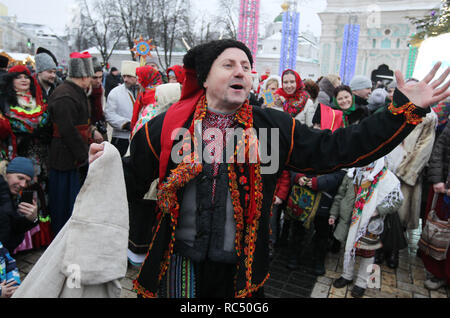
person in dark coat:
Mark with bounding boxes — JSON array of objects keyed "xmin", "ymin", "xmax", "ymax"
[
  {"xmin": 420, "ymin": 122, "xmax": 450, "ymax": 290},
  {"xmin": 104, "ymin": 67, "xmax": 123, "ymax": 98},
  {"xmin": 0, "ymin": 157, "xmax": 38, "ymax": 253},
  {"xmin": 47, "ymin": 52, "xmax": 103, "ymax": 236},
  {"xmin": 88, "ymin": 39, "xmax": 449, "ymax": 298}
]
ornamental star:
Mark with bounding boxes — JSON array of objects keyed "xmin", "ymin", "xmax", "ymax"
[{"xmin": 131, "ymin": 36, "xmax": 156, "ymax": 58}]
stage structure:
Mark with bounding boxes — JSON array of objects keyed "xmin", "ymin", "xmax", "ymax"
[
  {"xmin": 237, "ymin": 0, "xmax": 261, "ymax": 61},
  {"xmin": 339, "ymin": 22, "xmax": 360, "ymax": 85},
  {"xmin": 279, "ymin": 1, "xmax": 300, "ymax": 76}
]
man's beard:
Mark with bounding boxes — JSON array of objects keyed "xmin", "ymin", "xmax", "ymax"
[{"xmin": 42, "ymin": 79, "xmax": 54, "ymax": 86}]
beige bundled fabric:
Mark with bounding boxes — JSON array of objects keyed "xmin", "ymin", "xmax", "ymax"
[
  {"xmin": 395, "ymin": 111, "xmax": 438, "ymax": 229},
  {"xmin": 13, "ymin": 142, "xmax": 129, "ymax": 298}
]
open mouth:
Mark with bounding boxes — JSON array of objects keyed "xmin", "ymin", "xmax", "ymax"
[{"xmin": 230, "ymin": 84, "xmax": 244, "ymax": 90}]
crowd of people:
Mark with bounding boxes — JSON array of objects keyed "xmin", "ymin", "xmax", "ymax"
[{"xmin": 0, "ymin": 39, "xmax": 448, "ymax": 298}]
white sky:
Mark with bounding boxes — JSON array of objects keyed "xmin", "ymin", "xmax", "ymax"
[{"xmin": 0, "ymin": 0, "xmax": 327, "ymax": 36}]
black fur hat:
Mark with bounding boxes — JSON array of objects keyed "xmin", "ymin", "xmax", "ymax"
[{"xmin": 183, "ymin": 39, "xmax": 254, "ymax": 88}]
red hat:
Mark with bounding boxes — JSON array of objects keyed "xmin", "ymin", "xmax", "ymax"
[{"xmin": 8, "ymin": 65, "xmax": 31, "ymax": 76}]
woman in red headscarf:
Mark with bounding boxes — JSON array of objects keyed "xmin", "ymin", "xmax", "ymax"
[
  {"xmin": 130, "ymin": 65, "xmax": 163, "ymax": 138},
  {"xmin": 274, "ymin": 69, "xmax": 310, "ymax": 118},
  {"xmin": 166, "ymin": 65, "xmax": 185, "ymax": 85},
  {"xmin": 0, "ymin": 65, "xmax": 53, "ymax": 251}
]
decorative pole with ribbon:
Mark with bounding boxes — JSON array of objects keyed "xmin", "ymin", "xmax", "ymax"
[
  {"xmin": 237, "ymin": 0, "xmax": 261, "ymax": 62},
  {"xmin": 339, "ymin": 21, "xmax": 360, "ymax": 85},
  {"xmin": 279, "ymin": 1, "xmax": 300, "ymax": 76}
]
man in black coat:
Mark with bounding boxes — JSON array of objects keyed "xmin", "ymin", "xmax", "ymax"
[
  {"xmin": 88, "ymin": 40, "xmax": 450, "ymax": 298},
  {"xmin": 0, "ymin": 157, "xmax": 38, "ymax": 253}
]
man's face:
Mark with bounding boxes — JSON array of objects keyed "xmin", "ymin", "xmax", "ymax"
[
  {"xmin": 112, "ymin": 70, "xmax": 119, "ymax": 76},
  {"xmin": 6, "ymin": 173, "xmax": 31, "ymax": 195},
  {"xmin": 123, "ymin": 75, "xmax": 137, "ymax": 88},
  {"xmin": 353, "ymin": 87, "xmax": 372, "ymax": 100},
  {"xmin": 91, "ymin": 71, "xmax": 103, "ymax": 88},
  {"xmin": 203, "ymin": 47, "xmax": 253, "ymax": 111},
  {"xmin": 39, "ymin": 69, "xmax": 57, "ymax": 85}
]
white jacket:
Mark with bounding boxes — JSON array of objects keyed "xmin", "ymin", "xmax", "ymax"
[
  {"xmin": 105, "ymin": 84, "xmax": 136, "ymax": 139},
  {"xmin": 13, "ymin": 142, "xmax": 129, "ymax": 298}
]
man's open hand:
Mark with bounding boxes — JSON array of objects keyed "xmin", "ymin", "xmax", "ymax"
[{"xmin": 395, "ymin": 62, "xmax": 450, "ymax": 108}]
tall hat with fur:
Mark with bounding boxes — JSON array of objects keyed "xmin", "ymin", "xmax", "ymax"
[
  {"xmin": 68, "ymin": 52, "xmax": 94, "ymax": 78},
  {"xmin": 35, "ymin": 47, "xmax": 58, "ymax": 73}
]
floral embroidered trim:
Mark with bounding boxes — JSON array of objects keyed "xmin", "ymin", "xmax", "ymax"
[
  {"xmin": 236, "ymin": 272, "xmax": 270, "ymax": 298},
  {"xmin": 388, "ymin": 101, "xmax": 423, "ymax": 125},
  {"xmin": 351, "ymin": 167, "xmax": 387, "ymax": 227},
  {"xmin": 133, "ymin": 280, "xmax": 158, "ymax": 298}
]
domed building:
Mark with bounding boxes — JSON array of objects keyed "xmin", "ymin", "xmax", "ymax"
[
  {"xmin": 318, "ymin": 0, "xmax": 441, "ymax": 81},
  {"xmin": 255, "ymin": 11, "xmax": 321, "ymax": 80}
]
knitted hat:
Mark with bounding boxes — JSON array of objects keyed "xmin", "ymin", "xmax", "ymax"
[
  {"xmin": 68, "ymin": 52, "xmax": 94, "ymax": 78},
  {"xmin": 35, "ymin": 47, "xmax": 58, "ymax": 73},
  {"xmin": 0, "ymin": 55, "xmax": 9, "ymax": 68},
  {"xmin": 121, "ymin": 61, "xmax": 139, "ymax": 77},
  {"xmin": 349, "ymin": 75, "xmax": 372, "ymax": 91},
  {"xmin": 183, "ymin": 39, "xmax": 253, "ymax": 88},
  {"xmin": 6, "ymin": 157, "xmax": 35, "ymax": 178}
]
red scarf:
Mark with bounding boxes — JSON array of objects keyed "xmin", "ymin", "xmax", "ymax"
[{"xmin": 275, "ymin": 69, "xmax": 310, "ymax": 117}]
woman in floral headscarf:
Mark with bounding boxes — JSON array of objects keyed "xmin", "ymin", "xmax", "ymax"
[
  {"xmin": 274, "ymin": 69, "xmax": 310, "ymax": 118},
  {"xmin": 0, "ymin": 65, "xmax": 53, "ymax": 251},
  {"xmin": 130, "ymin": 65, "xmax": 163, "ymax": 137}
]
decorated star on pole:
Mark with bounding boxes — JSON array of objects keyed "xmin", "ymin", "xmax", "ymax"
[{"xmin": 131, "ymin": 36, "xmax": 156, "ymax": 66}]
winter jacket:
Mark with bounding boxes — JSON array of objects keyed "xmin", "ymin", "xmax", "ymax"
[
  {"xmin": 48, "ymin": 80, "xmax": 92, "ymax": 171},
  {"xmin": 0, "ymin": 176, "xmax": 38, "ymax": 252},
  {"xmin": 104, "ymin": 84, "xmax": 136, "ymax": 140},
  {"xmin": 428, "ymin": 121, "xmax": 450, "ymax": 185}
]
